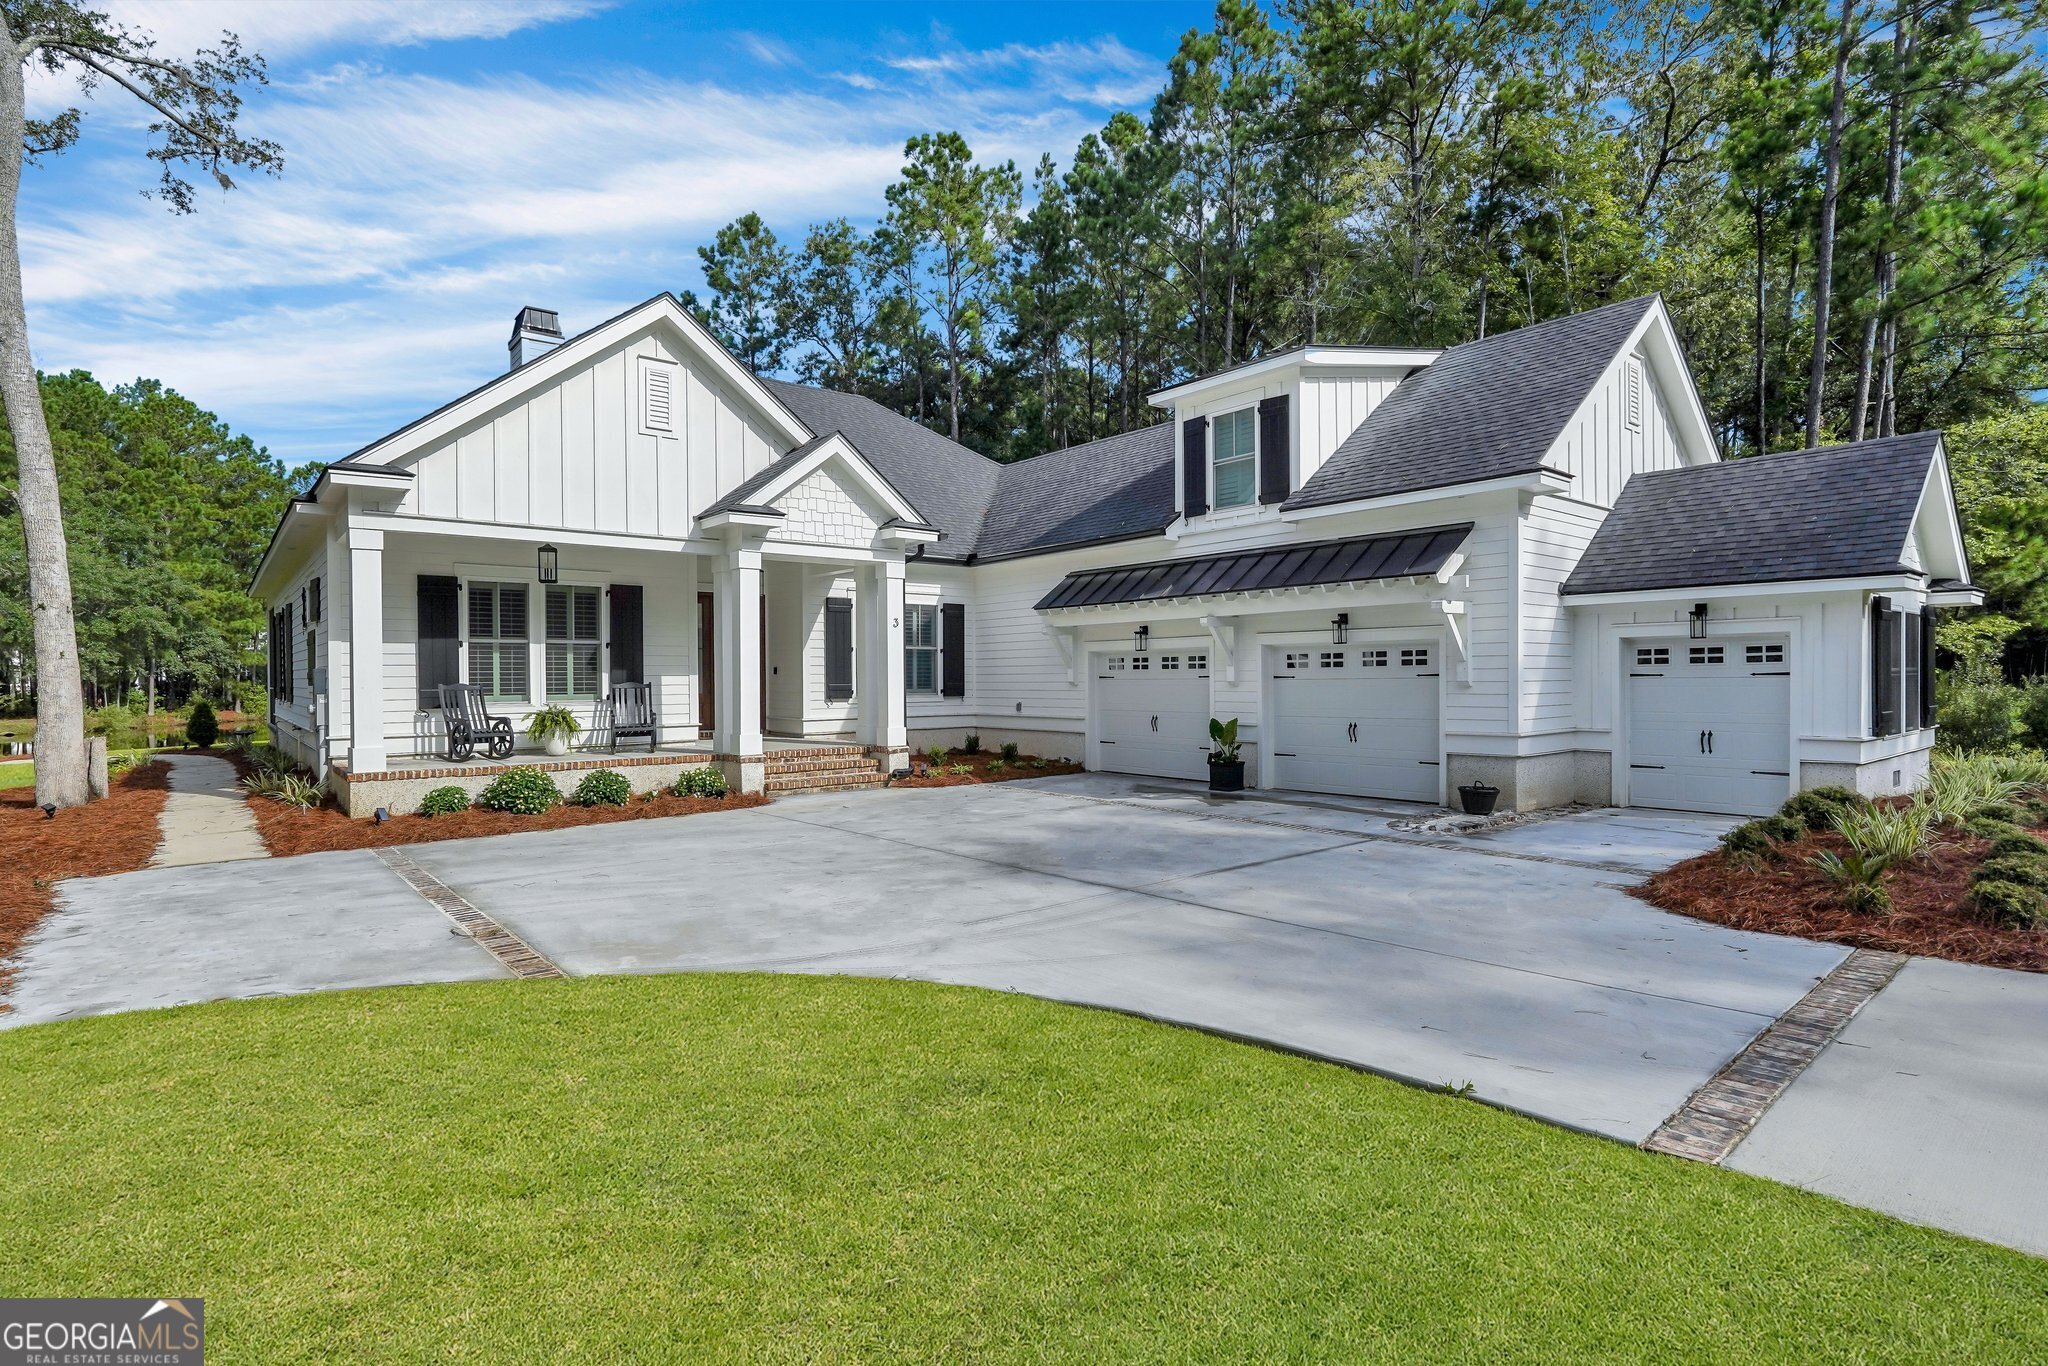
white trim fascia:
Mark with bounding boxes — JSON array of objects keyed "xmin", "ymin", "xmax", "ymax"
[
  {"xmin": 738, "ymin": 432, "xmax": 926, "ymax": 527},
  {"xmin": 251, "ymin": 500, "xmax": 332, "ymax": 599},
  {"xmin": 698, "ymin": 509, "xmax": 785, "ymax": 533},
  {"xmin": 760, "ymin": 541, "xmax": 899, "ymax": 566},
  {"xmin": 1147, "ymin": 345, "xmax": 1440, "ymax": 406},
  {"xmin": 1911, "ymin": 438, "xmax": 1972, "ymax": 583},
  {"xmin": 1279, "ymin": 470, "xmax": 1569, "ymax": 524},
  {"xmin": 323, "ymin": 465, "xmax": 413, "ymax": 494},
  {"xmin": 348, "ymin": 510, "xmax": 704, "ymax": 556},
  {"xmin": 1041, "ymin": 576, "xmax": 1451, "ymax": 626},
  {"xmin": 1562, "ymin": 574, "xmax": 1919, "ymax": 608},
  {"xmin": 1928, "ymin": 586, "xmax": 1987, "ymax": 608},
  {"xmin": 344, "ymin": 295, "xmax": 811, "ymax": 468}
]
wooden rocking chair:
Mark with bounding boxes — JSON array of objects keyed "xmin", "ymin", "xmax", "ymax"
[
  {"xmin": 593, "ymin": 682, "xmax": 659, "ymax": 753},
  {"xmin": 438, "ymin": 683, "xmax": 515, "ymax": 762}
]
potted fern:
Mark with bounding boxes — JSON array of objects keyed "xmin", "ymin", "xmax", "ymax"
[
  {"xmin": 1207, "ymin": 717, "xmax": 1245, "ymax": 793},
  {"xmin": 526, "ymin": 704, "xmax": 582, "ymax": 757}
]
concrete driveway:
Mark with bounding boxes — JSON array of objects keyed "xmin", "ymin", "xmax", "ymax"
[{"xmin": 5, "ymin": 774, "xmax": 1843, "ymax": 1148}]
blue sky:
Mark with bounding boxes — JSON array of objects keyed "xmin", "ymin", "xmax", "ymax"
[{"xmin": 24, "ymin": 0, "xmax": 1212, "ymax": 466}]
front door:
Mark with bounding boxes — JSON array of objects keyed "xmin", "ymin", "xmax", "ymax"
[{"xmin": 694, "ymin": 592, "xmax": 768, "ymax": 737}]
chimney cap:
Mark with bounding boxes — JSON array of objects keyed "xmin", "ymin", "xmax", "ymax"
[{"xmin": 512, "ymin": 306, "xmax": 562, "ymax": 340}]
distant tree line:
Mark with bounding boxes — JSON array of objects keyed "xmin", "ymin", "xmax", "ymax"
[
  {"xmin": 683, "ymin": 0, "xmax": 2048, "ymax": 467},
  {"xmin": 0, "ymin": 371, "xmax": 312, "ymax": 715}
]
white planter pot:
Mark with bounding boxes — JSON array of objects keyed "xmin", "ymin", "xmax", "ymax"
[{"xmin": 542, "ymin": 732, "xmax": 570, "ymax": 757}]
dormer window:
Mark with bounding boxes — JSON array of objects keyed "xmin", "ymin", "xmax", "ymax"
[{"xmin": 1211, "ymin": 408, "xmax": 1257, "ymax": 509}]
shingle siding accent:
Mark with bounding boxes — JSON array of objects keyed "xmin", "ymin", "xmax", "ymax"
[
  {"xmin": 1561, "ymin": 431, "xmax": 1940, "ymax": 596},
  {"xmin": 1283, "ymin": 296, "xmax": 1657, "ymax": 511}
]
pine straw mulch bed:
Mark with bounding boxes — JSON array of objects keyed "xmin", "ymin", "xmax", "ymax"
[
  {"xmin": 1637, "ymin": 824, "xmax": 2048, "ymax": 973},
  {"xmin": 0, "ymin": 760, "xmax": 172, "ymax": 1004},
  {"xmin": 890, "ymin": 749, "xmax": 1083, "ymax": 789},
  {"xmin": 246, "ymin": 785, "xmax": 770, "ymax": 859}
]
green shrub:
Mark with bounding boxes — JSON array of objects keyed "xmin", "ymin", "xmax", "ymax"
[
  {"xmin": 963, "ymin": 733, "xmax": 982, "ymax": 754},
  {"xmin": 948, "ymin": 763, "xmax": 973, "ymax": 776},
  {"xmin": 999, "ymin": 741, "xmax": 1021, "ymax": 763},
  {"xmin": 1759, "ymin": 815, "xmax": 1804, "ymax": 843},
  {"xmin": 2020, "ymin": 678, "xmax": 2048, "ymax": 752},
  {"xmin": 1976, "ymin": 802, "xmax": 2021, "ymax": 825},
  {"xmin": 248, "ymin": 744, "xmax": 297, "ymax": 777},
  {"xmin": 1811, "ymin": 846, "xmax": 1892, "ymax": 914},
  {"xmin": 672, "ymin": 766, "xmax": 728, "ymax": 799},
  {"xmin": 1778, "ymin": 788, "xmax": 1862, "ymax": 834},
  {"xmin": 417, "ymin": 786, "xmax": 472, "ymax": 817},
  {"xmin": 477, "ymin": 767, "xmax": 561, "ymax": 815},
  {"xmin": 187, "ymin": 699, "xmax": 219, "ymax": 749},
  {"xmin": 1967, "ymin": 816, "xmax": 2025, "ymax": 842},
  {"xmin": 1989, "ymin": 830, "xmax": 2048, "ymax": 860},
  {"xmin": 985, "ymin": 758, "xmax": 1008, "ymax": 774},
  {"xmin": 271, "ymin": 774, "xmax": 322, "ymax": 809},
  {"xmin": 1837, "ymin": 802, "xmax": 1933, "ymax": 865},
  {"xmin": 1971, "ymin": 878, "xmax": 2047, "ymax": 929},
  {"xmin": 572, "ymin": 770, "xmax": 633, "ymax": 807},
  {"xmin": 1936, "ymin": 675, "xmax": 2020, "ymax": 752},
  {"xmin": 1720, "ymin": 821, "xmax": 1779, "ymax": 860},
  {"xmin": 1975, "ymin": 854, "xmax": 2048, "ymax": 893},
  {"xmin": 924, "ymin": 744, "xmax": 947, "ymax": 767}
]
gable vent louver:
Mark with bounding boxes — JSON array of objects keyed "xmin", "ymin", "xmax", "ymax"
[
  {"xmin": 1625, "ymin": 356, "xmax": 1644, "ymax": 433},
  {"xmin": 643, "ymin": 363, "xmax": 675, "ymax": 433}
]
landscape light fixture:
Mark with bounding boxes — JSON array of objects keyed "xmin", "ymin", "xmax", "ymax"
[
  {"xmin": 1134, "ymin": 624, "xmax": 1150, "ymax": 653},
  {"xmin": 1332, "ymin": 612, "xmax": 1350, "ymax": 645},
  {"xmin": 537, "ymin": 544, "xmax": 559, "ymax": 584},
  {"xmin": 40, "ymin": 803, "xmax": 56, "ymax": 819},
  {"xmin": 1689, "ymin": 603, "xmax": 1709, "ymax": 638},
  {"xmin": 374, "ymin": 807, "xmax": 390, "ymax": 824}
]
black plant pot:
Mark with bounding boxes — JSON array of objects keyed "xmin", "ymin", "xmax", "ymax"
[
  {"xmin": 1208, "ymin": 759, "xmax": 1246, "ymax": 793},
  {"xmin": 1458, "ymin": 783, "xmax": 1500, "ymax": 816}
]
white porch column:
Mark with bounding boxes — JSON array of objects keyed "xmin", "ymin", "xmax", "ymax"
[
  {"xmin": 346, "ymin": 524, "xmax": 386, "ymax": 774},
  {"xmin": 712, "ymin": 538, "xmax": 765, "ymax": 790},
  {"xmin": 860, "ymin": 556, "xmax": 908, "ymax": 763}
]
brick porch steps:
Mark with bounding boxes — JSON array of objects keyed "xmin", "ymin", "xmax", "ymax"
[
  {"xmin": 765, "ymin": 755, "xmax": 881, "ymax": 776},
  {"xmin": 765, "ymin": 769, "xmax": 888, "ymax": 796},
  {"xmin": 762, "ymin": 747, "xmax": 887, "ymax": 796}
]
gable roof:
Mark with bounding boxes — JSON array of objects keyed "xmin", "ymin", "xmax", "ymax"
[
  {"xmin": 696, "ymin": 429, "xmax": 931, "ymax": 530},
  {"xmin": 1283, "ymin": 296, "xmax": 1660, "ymax": 511},
  {"xmin": 977, "ymin": 424, "xmax": 1177, "ymax": 561},
  {"xmin": 763, "ymin": 380, "xmax": 1001, "ymax": 560},
  {"xmin": 1562, "ymin": 431, "xmax": 1945, "ymax": 596}
]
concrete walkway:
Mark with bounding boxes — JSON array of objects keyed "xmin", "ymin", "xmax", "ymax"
[{"xmin": 149, "ymin": 753, "xmax": 269, "ymax": 868}]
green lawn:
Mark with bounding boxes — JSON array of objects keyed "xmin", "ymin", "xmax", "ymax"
[
  {"xmin": 2, "ymin": 976, "xmax": 2042, "ymax": 1361},
  {"xmin": 0, "ymin": 760, "xmax": 32, "ymax": 790}
]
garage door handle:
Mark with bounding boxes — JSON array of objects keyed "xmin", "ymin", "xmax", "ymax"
[
  {"xmin": 1707, "ymin": 730, "xmax": 1715, "ymax": 754},
  {"xmin": 1752, "ymin": 770, "xmax": 1790, "ymax": 777},
  {"xmin": 1631, "ymin": 763, "xmax": 1667, "ymax": 770},
  {"xmin": 1698, "ymin": 729, "xmax": 1707, "ymax": 754}
]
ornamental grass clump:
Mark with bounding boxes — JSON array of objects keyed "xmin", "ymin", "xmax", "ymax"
[
  {"xmin": 1924, "ymin": 753, "xmax": 2025, "ymax": 828},
  {"xmin": 477, "ymin": 766, "xmax": 561, "ymax": 815},
  {"xmin": 572, "ymin": 770, "xmax": 633, "ymax": 807},
  {"xmin": 1808, "ymin": 802, "xmax": 1932, "ymax": 915},
  {"xmin": 417, "ymin": 786, "xmax": 471, "ymax": 817}
]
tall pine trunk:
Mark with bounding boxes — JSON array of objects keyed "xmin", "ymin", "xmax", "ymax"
[
  {"xmin": 0, "ymin": 25, "xmax": 90, "ymax": 808},
  {"xmin": 1805, "ymin": 0, "xmax": 1858, "ymax": 447},
  {"xmin": 1875, "ymin": 4, "xmax": 1910, "ymax": 439}
]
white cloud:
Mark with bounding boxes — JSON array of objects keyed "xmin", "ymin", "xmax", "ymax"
[
  {"xmin": 20, "ymin": 26, "xmax": 1160, "ymax": 462},
  {"xmin": 85, "ymin": 0, "xmax": 609, "ymax": 59}
]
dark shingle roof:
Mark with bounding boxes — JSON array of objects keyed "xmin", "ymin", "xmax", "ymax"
[
  {"xmin": 1561, "ymin": 432, "xmax": 1941, "ymax": 596},
  {"xmin": 977, "ymin": 424, "xmax": 1177, "ymax": 560},
  {"xmin": 1284, "ymin": 296, "xmax": 1658, "ymax": 511},
  {"xmin": 1036, "ymin": 524, "xmax": 1472, "ymax": 610},
  {"xmin": 764, "ymin": 380, "xmax": 1001, "ymax": 560}
]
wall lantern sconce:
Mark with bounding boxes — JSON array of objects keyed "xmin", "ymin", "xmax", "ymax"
[
  {"xmin": 537, "ymin": 544, "xmax": 559, "ymax": 584},
  {"xmin": 1134, "ymin": 624, "xmax": 1150, "ymax": 653},
  {"xmin": 1332, "ymin": 612, "xmax": 1350, "ymax": 645},
  {"xmin": 1689, "ymin": 602, "xmax": 1709, "ymax": 639}
]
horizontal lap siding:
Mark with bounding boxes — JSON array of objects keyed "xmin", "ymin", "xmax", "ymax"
[
  {"xmin": 400, "ymin": 327, "xmax": 789, "ymax": 539},
  {"xmin": 269, "ymin": 551, "xmax": 327, "ymax": 769},
  {"xmin": 907, "ymin": 564, "xmax": 975, "ymax": 727},
  {"xmin": 1520, "ymin": 500, "xmax": 1605, "ymax": 731},
  {"xmin": 1444, "ymin": 514, "xmax": 1514, "ymax": 734}
]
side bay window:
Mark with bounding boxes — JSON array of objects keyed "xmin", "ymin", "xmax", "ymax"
[
  {"xmin": 546, "ymin": 584, "xmax": 602, "ymax": 700},
  {"xmin": 1211, "ymin": 408, "xmax": 1257, "ymax": 509},
  {"xmin": 468, "ymin": 582, "xmax": 529, "ymax": 701}
]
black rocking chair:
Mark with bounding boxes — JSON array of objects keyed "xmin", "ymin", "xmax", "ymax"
[
  {"xmin": 438, "ymin": 683, "xmax": 515, "ymax": 762},
  {"xmin": 594, "ymin": 682, "xmax": 659, "ymax": 753}
]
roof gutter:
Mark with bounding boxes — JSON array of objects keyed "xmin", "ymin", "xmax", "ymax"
[{"xmin": 1561, "ymin": 572, "xmax": 1927, "ymax": 607}]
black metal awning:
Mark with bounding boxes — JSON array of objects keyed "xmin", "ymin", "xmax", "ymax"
[{"xmin": 1033, "ymin": 524, "xmax": 1472, "ymax": 611}]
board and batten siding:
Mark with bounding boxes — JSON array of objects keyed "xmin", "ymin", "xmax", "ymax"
[
  {"xmin": 400, "ymin": 326, "xmax": 790, "ymax": 538},
  {"xmin": 1296, "ymin": 367, "xmax": 1410, "ymax": 488},
  {"xmin": 1546, "ymin": 345, "xmax": 1691, "ymax": 509}
]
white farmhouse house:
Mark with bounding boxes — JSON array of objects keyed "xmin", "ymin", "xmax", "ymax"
[{"xmin": 252, "ymin": 294, "xmax": 1980, "ymax": 818}]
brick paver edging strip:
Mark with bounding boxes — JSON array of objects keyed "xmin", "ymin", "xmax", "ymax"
[
  {"xmin": 1643, "ymin": 948, "xmax": 1907, "ymax": 1164},
  {"xmin": 371, "ymin": 847, "xmax": 565, "ymax": 980}
]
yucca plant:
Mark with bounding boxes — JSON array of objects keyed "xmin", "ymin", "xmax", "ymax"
[
  {"xmin": 1810, "ymin": 846, "xmax": 1893, "ymax": 914},
  {"xmin": 1843, "ymin": 801, "xmax": 1933, "ymax": 865}
]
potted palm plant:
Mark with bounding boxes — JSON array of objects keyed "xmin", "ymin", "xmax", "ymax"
[
  {"xmin": 527, "ymin": 704, "xmax": 582, "ymax": 757},
  {"xmin": 1207, "ymin": 717, "xmax": 1245, "ymax": 793}
]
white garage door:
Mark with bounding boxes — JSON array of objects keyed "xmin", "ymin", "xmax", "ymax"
[
  {"xmin": 1093, "ymin": 650, "xmax": 1212, "ymax": 781},
  {"xmin": 1626, "ymin": 638, "xmax": 1792, "ymax": 817},
  {"xmin": 1269, "ymin": 644, "xmax": 1441, "ymax": 803}
]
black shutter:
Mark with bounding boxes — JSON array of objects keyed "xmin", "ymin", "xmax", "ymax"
[
  {"xmin": 1902, "ymin": 609, "xmax": 1922, "ymax": 735},
  {"xmin": 608, "ymin": 584, "xmax": 643, "ymax": 689},
  {"xmin": 1871, "ymin": 596, "xmax": 1900, "ymax": 737},
  {"xmin": 309, "ymin": 577, "xmax": 322, "ymax": 623},
  {"xmin": 941, "ymin": 602, "xmax": 967, "ymax": 698},
  {"xmin": 824, "ymin": 596, "xmax": 854, "ymax": 702},
  {"xmin": 1919, "ymin": 607, "xmax": 1938, "ymax": 730},
  {"xmin": 268, "ymin": 609, "xmax": 279, "ymax": 697},
  {"xmin": 1182, "ymin": 415, "xmax": 1209, "ymax": 518},
  {"xmin": 417, "ymin": 575, "xmax": 460, "ymax": 710},
  {"xmin": 282, "ymin": 603, "xmax": 294, "ymax": 703},
  {"xmin": 1257, "ymin": 394, "xmax": 1291, "ymax": 504}
]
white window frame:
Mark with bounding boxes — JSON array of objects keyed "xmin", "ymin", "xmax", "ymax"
[
  {"xmin": 1210, "ymin": 406, "xmax": 1259, "ymax": 510},
  {"xmin": 544, "ymin": 583, "xmax": 604, "ymax": 701},
  {"xmin": 904, "ymin": 602, "xmax": 939, "ymax": 695},
  {"xmin": 465, "ymin": 580, "xmax": 533, "ymax": 704}
]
